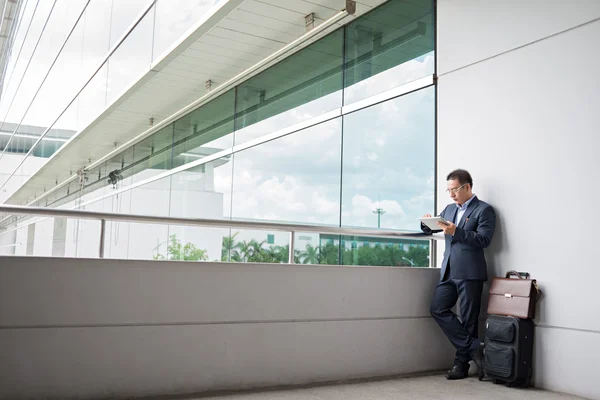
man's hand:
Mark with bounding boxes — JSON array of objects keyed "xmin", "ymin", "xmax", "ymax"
[
  {"xmin": 422, "ymin": 213, "xmax": 432, "ymax": 218},
  {"xmin": 438, "ymin": 220, "xmax": 456, "ymax": 236}
]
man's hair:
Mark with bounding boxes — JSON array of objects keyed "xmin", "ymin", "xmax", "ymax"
[{"xmin": 446, "ymin": 169, "xmax": 473, "ymax": 188}]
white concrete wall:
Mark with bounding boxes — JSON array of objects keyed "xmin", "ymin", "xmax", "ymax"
[
  {"xmin": 0, "ymin": 257, "xmax": 453, "ymax": 400},
  {"xmin": 437, "ymin": 1, "xmax": 600, "ymax": 398}
]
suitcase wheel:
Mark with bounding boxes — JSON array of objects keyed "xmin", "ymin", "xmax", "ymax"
[{"xmin": 493, "ymin": 379, "xmax": 502, "ymax": 385}]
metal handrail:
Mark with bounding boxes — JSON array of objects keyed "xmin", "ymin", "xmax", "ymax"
[{"xmin": 0, "ymin": 205, "xmax": 439, "ymax": 263}]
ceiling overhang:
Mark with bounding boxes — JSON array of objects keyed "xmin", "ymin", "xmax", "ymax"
[{"xmin": 2, "ymin": 0, "xmax": 387, "ymax": 211}]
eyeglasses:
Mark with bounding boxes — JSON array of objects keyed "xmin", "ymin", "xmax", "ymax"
[{"xmin": 446, "ymin": 183, "xmax": 468, "ymax": 194}]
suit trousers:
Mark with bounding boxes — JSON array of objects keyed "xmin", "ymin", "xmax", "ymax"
[{"xmin": 430, "ymin": 269, "xmax": 484, "ymax": 364}]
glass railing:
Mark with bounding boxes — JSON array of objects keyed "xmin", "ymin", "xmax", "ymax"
[{"xmin": 0, "ymin": 204, "xmax": 438, "ymax": 267}]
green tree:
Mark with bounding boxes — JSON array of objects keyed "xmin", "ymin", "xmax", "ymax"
[
  {"xmin": 405, "ymin": 245, "xmax": 429, "ymax": 267},
  {"xmin": 299, "ymin": 244, "xmax": 320, "ymax": 264},
  {"xmin": 319, "ymin": 242, "xmax": 340, "ymax": 265},
  {"xmin": 153, "ymin": 234, "xmax": 209, "ymax": 261},
  {"xmin": 221, "ymin": 232, "xmax": 239, "ymax": 261}
]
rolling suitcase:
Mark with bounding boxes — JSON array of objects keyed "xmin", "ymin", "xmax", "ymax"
[{"xmin": 481, "ymin": 315, "xmax": 534, "ymax": 387}]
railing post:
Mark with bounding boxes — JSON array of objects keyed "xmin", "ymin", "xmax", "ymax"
[
  {"xmin": 288, "ymin": 231, "xmax": 295, "ymax": 264},
  {"xmin": 428, "ymin": 238, "xmax": 436, "ymax": 268},
  {"xmin": 99, "ymin": 219, "xmax": 106, "ymax": 258}
]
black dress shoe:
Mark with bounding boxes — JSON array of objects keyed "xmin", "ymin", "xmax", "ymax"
[
  {"xmin": 445, "ymin": 364, "xmax": 469, "ymax": 380},
  {"xmin": 472, "ymin": 342, "xmax": 485, "ymax": 381}
]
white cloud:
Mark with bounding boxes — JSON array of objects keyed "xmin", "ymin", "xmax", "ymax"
[{"xmin": 351, "ymin": 194, "xmax": 406, "ymax": 218}]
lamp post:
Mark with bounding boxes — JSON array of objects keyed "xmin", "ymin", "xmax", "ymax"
[
  {"xmin": 373, "ymin": 207, "xmax": 385, "ymax": 228},
  {"xmin": 402, "ymin": 256, "xmax": 415, "ymax": 267}
]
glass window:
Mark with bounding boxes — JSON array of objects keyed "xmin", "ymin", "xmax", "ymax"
[
  {"xmin": 125, "ymin": 175, "xmax": 172, "ymax": 260},
  {"xmin": 106, "ymin": 5, "xmax": 154, "ymax": 105},
  {"xmin": 0, "ymin": 0, "xmax": 37, "ymax": 104},
  {"xmin": 0, "ymin": 0, "xmax": 64, "ymax": 130},
  {"xmin": 77, "ymin": 64, "xmax": 108, "ymax": 131},
  {"xmin": 108, "ymin": 0, "xmax": 154, "ymax": 47},
  {"xmin": 81, "ymin": 0, "xmax": 112, "ymax": 67},
  {"xmin": 341, "ymin": 86, "xmax": 435, "ymax": 231},
  {"xmin": 165, "ymin": 162, "xmax": 232, "ymax": 262},
  {"xmin": 130, "ymin": 123, "xmax": 175, "ymax": 184},
  {"xmin": 223, "ymin": 229, "xmax": 290, "ymax": 264},
  {"xmin": 339, "ymin": 236, "xmax": 430, "ymax": 267},
  {"xmin": 294, "ymin": 233, "xmax": 341, "ymax": 265},
  {"xmin": 11, "ymin": 1, "xmax": 88, "ymax": 137},
  {"xmin": 344, "ymin": 0, "xmax": 434, "ymax": 104},
  {"xmin": 168, "ymin": 161, "xmax": 233, "ymax": 220},
  {"xmin": 171, "ymin": 89, "xmax": 235, "ymax": 166},
  {"xmin": 126, "ymin": 157, "xmax": 232, "ymax": 261},
  {"xmin": 234, "ymin": 29, "xmax": 344, "ymax": 145},
  {"xmin": 231, "ymin": 118, "xmax": 342, "ymax": 226}
]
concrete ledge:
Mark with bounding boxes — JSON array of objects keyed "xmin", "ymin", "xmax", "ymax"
[{"xmin": 0, "ymin": 257, "xmax": 453, "ymax": 400}]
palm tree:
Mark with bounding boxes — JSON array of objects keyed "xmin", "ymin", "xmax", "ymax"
[
  {"xmin": 221, "ymin": 232, "xmax": 239, "ymax": 262},
  {"xmin": 236, "ymin": 240, "xmax": 254, "ymax": 262},
  {"xmin": 319, "ymin": 242, "xmax": 339, "ymax": 265},
  {"xmin": 300, "ymin": 244, "xmax": 320, "ymax": 264}
]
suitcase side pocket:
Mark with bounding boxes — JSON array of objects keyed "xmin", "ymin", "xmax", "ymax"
[
  {"xmin": 486, "ymin": 319, "xmax": 515, "ymax": 343},
  {"xmin": 483, "ymin": 343, "xmax": 514, "ymax": 378}
]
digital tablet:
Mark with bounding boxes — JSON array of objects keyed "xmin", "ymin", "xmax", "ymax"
[{"xmin": 419, "ymin": 216, "xmax": 450, "ymax": 230}]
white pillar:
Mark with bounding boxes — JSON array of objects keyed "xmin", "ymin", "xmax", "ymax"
[
  {"xmin": 26, "ymin": 224, "xmax": 35, "ymax": 255},
  {"xmin": 0, "ymin": 228, "xmax": 17, "ymax": 255},
  {"xmin": 52, "ymin": 218, "xmax": 67, "ymax": 257}
]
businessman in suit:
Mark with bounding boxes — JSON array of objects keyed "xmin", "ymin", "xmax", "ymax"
[{"xmin": 421, "ymin": 169, "xmax": 496, "ymax": 380}]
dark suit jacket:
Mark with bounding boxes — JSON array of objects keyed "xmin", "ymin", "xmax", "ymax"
[{"xmin": 421, "ymin": 196, "xmax": 496, "ymax": 281}]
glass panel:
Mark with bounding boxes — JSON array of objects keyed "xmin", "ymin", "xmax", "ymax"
[
  {"xmin": 161, "ymin": 226, "xmax": 230, "ymax": 262},
  {"xmin": 14, "ymin": 0, "xmax": 88, "ymax": 129},
  {"xmin": 234, "ymin": 29, "xmax": 343, "ymax": 145},
  {"xmin": 101, "ymin": 189, "xmax": 132, "ymax": 259},
  {"xmin": 77, "ymin": 64, "xmax": 108, "ymax": 131},
  {"xmin": 0, "ymin": 155, "xmax": 29, "ymax": 203},
  {"xmin": 339, "ymin": 236, "xmax": 430, "ymax": 267},
  {"xmin": 344, "ymin": 0, "xmax": 434, "ymax": 104},
  {"xmin": 31, "ymin": 100, "xmax": 78, "ymax": 159},
  {"xmin": 13, "ymin": 223, "xmax": 28, "ymax": 256},
  {"xmin": 0, "ymin": 0, "xmax": 38, "ymax": 104},
  {"xmin": 80, "ymin": 0, "xmax": 112, "ymax": 80},
  {"xmin": 106, "ymin": 5, "xmax": 154, "ymax": 105},
  {"xmin": 126, "ymin": 175, "xmax": 171, "ymax": 260},
  {"xmin": 32, "ymin": 218, "xmax": 53, "ymax": 256},
  {"xmin": 130, "ymin": 123, "xmax": 174, "ymax": 184},
  {"xmin": 225, "ymin": 229, "xmax": 290, "ymax": 264},
  {"xmin": 168, "ymin": 161, "xmax": 233, "ymax": 220},
  {"xmin": 171, "ymin": 89, "xmax": 235, "ymax": 166},
  {"xmin": 74, "ymin": 0, "xmax": 113, "ymax": 131},
  {"xmin": 341, "ymin": 87, "xmax": 435, "ymax": 231},
  {"xmin": 0, "ymin": 0, "xmax": 59, "ymax": 135},
  {"xmin": 108, "ymin": 0, "xmax": 154, "ymax": 47},
  {"xmin": 69, "ymin": 213, "xmax": 102, "ymax": 258},
  {"xmin": 231, "ymin": 118, "xmax": 342, "ymax": 225},
  {"xmin": 153, "ymin": 0, "xmax": 226, "ymax": 61},
  {"xmin": 294, "ymin": 233, "xmax": 341, "ymax": 265},
  {"xmin": 0, "ymin": 0, "xmax": 88, "ymax": 160}
]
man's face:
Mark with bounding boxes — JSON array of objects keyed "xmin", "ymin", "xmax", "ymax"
[{"xmin": 447, "ymin": 179, "xmax": 472, "ymax": 205}]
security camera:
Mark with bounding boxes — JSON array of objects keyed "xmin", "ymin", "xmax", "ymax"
[{"xmin": 107, "ymin": 170, "xmax": 123, "ymax": 186}]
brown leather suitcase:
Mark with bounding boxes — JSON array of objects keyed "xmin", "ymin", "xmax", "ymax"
[{"xmin": 487, "ymin": 271, "xmax": 542, "ymax": 319}]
